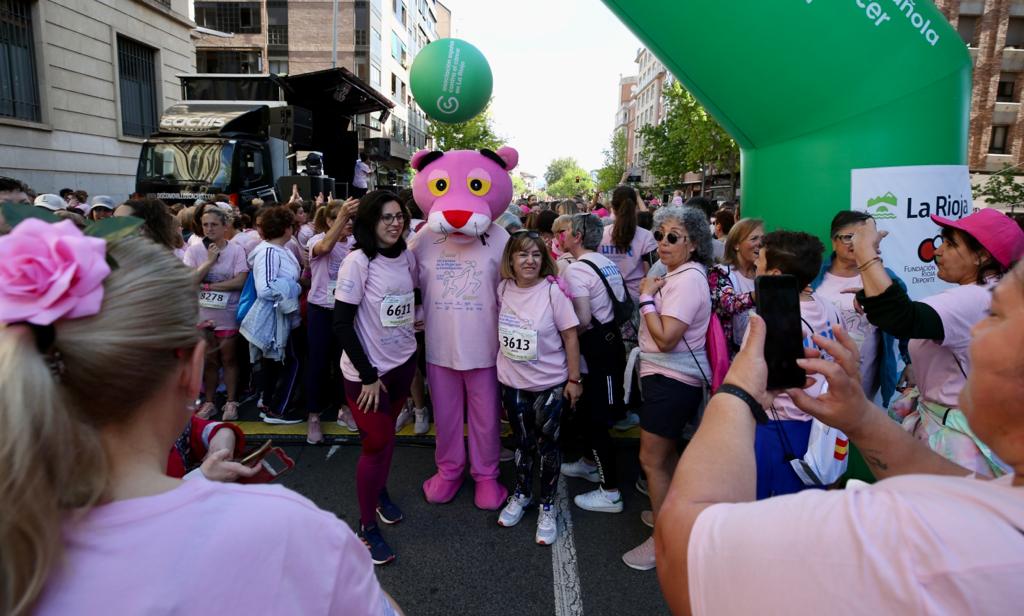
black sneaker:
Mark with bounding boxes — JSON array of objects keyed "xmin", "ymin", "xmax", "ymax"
[
  {"xmin": 376, "ymin": 490, "xmax": 404, "ymax": 525},
  {"xmin": 359, "ymin": 524, "xmax": 396, "ymax": 565}
]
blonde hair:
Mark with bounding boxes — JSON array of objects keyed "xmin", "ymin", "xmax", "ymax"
[
  {"xmin": 723, "ymin": 217, "xmax": 764, "ymax": 268},
  {"xmin": 313, "ymin": 199, "xmax": 345, "ymax": 234},
  {"xmin": 500, "ymin": 232, "xmax": 558, "ymax": 280},
  {"xmin": 0, "ymin": 237, "xmax": 200, "ymax": 615}
]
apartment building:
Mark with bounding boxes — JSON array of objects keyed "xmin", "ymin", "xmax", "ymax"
[
  {"xmin": 192, "ymin": 0, "xmax": 451, "ymax": 186},
  {"xmin": 0, "ymin": 0, "xmax": 195, "ymax": 197}
]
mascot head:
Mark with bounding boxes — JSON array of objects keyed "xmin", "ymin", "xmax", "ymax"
[{"xmin": 411, "ymin": 147, "xmax": 519, "ymax": 238}]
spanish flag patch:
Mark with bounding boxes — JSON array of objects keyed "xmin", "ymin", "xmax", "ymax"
[{"xmin": 834, "ymin": 437, "xmax": 849, "ymax": 461}]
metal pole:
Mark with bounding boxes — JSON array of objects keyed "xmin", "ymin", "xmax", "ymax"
[{"xmin": 331, "ymin": 0, "xmax": 338, "ymax": 68}]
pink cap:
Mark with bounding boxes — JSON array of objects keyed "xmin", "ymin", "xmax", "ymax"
[{"xmin": 931, "ymin": 208, "xmax": 1024, "ymax": 269}]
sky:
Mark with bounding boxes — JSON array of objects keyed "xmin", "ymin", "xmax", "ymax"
[{"xmin": 439, "ymin": 0, "xmax": 642, "ymax": 182}]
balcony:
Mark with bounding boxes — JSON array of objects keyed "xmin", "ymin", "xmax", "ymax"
[
  {"xmin": 993, "ymin": 101, "xmax": 1021, "ymax": 125},
  {"xmin": 1002, "ymin": 48, "xmax": 1024, "ymax": 72},
  {"xmin": 983, "ymin": 154, "xmax": 1016, "ymax": 172}
]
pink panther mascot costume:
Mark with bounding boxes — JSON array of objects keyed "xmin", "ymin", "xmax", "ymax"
[{"xmin": 409, "ymin": 146, "xmax": 517, "ymax": 510}]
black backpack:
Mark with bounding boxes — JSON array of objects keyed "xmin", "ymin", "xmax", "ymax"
[{"xmin": 579, "ymin": 257, "xmax": 635, "ymax": 328}]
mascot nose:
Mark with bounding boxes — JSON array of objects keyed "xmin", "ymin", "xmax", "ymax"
[{"xmin": 442, "ymin": 210, "xmax": 472, "ymax": 229}]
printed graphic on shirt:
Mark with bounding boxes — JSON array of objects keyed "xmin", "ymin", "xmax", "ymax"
[{"xmin": 433, "ymin": 254, "xmax": 485, "ymax": 311}]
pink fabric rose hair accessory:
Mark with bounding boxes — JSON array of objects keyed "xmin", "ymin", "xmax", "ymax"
[{"xmin": 0, "ymin": 219, "xmax": 111, "ymax": 326}]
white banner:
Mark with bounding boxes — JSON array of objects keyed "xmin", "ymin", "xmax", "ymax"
[{"xmin": 851, "ymin": 165, "xmax": 973, "ymax": 300}]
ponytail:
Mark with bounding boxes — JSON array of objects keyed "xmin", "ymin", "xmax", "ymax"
[{"xmin": 611, "ymin": 185, "xmax": 638, "ymax": 251}]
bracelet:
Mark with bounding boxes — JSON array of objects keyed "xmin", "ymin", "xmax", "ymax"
[
  {"xmin": 640, "ymin": 303, "xmax": 657, "ymax": 316},
  {"xmin": 568, "ymin": 377, "xmax": 583, "ymax": 385},
  {"xmin": 857, "ymin": 257, "xmax": 882, "ymax": 272},
  {"xmin": 638, "ymin": 300, "xmax": 656, "ymax": 308},
  {"xmin": 715, "ymin": 383, "xmax": 769, "ymax": 424}
]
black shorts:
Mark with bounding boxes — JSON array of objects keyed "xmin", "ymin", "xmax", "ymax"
[{"xmin": 639, "ymin": 374, "xmax": 703, "ymax": 439}]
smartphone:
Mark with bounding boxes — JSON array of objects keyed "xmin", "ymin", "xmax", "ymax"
[
  {"xmin": 238, "ymin": 440, "xmax": 272, "ymax": 466},
  {"xmin": 260, "ymin": 448, "xmax": 293, "ymax": 476},
  {"xmin": 755, "ymin": 274, "xmax": 807, "ymax": 389}
]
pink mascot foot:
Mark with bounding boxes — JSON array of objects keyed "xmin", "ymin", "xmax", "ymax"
[
  {"xmin": 473, "ymin": 479, "xmax": 508, "ymax": 511},
  {"xmin": 422, "ymin": 473, "xmax": 463, "ymax": 504}
]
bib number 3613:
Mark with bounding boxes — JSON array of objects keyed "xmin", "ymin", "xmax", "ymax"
[
  {"xmin": 499, "ymin": 324, "xmax": 538, "ymax": 361},
  {"xmin": 380, "ymin": 292, "xmax": 414, "ymax": 327},
  {"xmin": 199, "ymin": 290, "xmax": 229, "ymax": 309}
]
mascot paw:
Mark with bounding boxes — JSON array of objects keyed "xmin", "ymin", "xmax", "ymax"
[
  {"xmin": 473, "ymin": 479, "xmax": 509, "ymax": 511},
  {"xmin": 423, "ymin": 473, "xmax": 463, "ymax": 504}
]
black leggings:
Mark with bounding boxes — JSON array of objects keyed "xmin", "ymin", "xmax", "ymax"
[
  {"xmin": 578, "ymin": 323, "xmax": 625, "ymax": 489},
  {"xmin": 502, "ymin": 384, "xmax": 566, "ymax": 506}
]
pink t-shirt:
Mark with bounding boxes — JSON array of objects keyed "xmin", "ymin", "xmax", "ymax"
[
  {"xmin": 598, "ymin": 224, "xmax": 657, "ymax": 300},
  {"xmin": 767, "ymin": 294, "xmax": 842, "ymax": 421},
  {"xmin": 336, "ymin": 249, "xmax": 418, "ymax": 382},
  {"xmin": 688, "ymin": 473, "xmax": 1024, "ymax": 615},
  {"xmin": 285, "ymin": 236, "xmax": 305, "ymax": 269},
  {"xmin": 183, "ymin": 240, "xmax": 249, "ymax": 332},
  {"xmin": 410, "ymin": 225, "xmax": 510, "ymax": 371},
  {"xmin": 297, "ymin": 223, "xmax": 316, "ymax": 253},
  {"xmin": 496, "ymin": 279, "xmax": 580, "ymax": 392},
  {"xmin": 913, "ymin": 282, "xmax": 994, "ymax": 408},
  {"xmin": 231, "ymin": 229, "xmax": 262, "ymax": 257},
  {"xmin": 639, "ymin": 263, "xmax": 712, "ymax": 387},
  {"xmin": 564, "ymin": 253, "xmax": 627, "ymax": 327},
  {"xmin": 36, "ymin": 477, "xmax": 391, "ymax": 616},
  {"xmin": 307, "ymin": 232, "xmax": 354, "ymax": 309},
  {"xmin": 816, "ymin": 271, "xmax": 881, "ymax": 395}
]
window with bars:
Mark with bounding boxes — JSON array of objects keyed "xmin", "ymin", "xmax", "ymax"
[
  {"xmin": 0, "ymin": 0, "xmax": 40, "ymax": 121},
  {"xmin": 268, "ymin": 24, "xmax": 288, "ymax": 46},
  {"xmin": 197, "ymin": 49, "xmax": 261, "ymax": 74},
  {"xmin": 118, "ymin": 36, "xmax": 158, "ymax": 137},
  {"xmin": 194, "ymin": 2, "xmax": 261, "ymax": 34}
]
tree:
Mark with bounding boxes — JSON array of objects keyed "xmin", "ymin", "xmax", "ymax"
[
  {"xmin": 595, "ymin": 129, "xmax": 627, "ymax": 192},
  {"xmin": 427, "ymin": 103, "xmax": 503, "ymax": 151},
  {"xmin": 545, "ymin": 159, "xmax": 595, "ymax": 198},
  {"xmin": 638, "ymin": 81, "xmax": 740, "ymax": 195},
  {"xmin": 511, "ymin": 174, "xmax": 527, "ymax": 199},
  {"xmin": 544, "ymin": 157, "xmax": 578, "ymax": 187},
  {"xmin": 974, "ymin": 166, "xmax": 1024, "ymax": 212}
]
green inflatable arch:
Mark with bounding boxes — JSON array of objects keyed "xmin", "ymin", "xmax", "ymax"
[{"xmin": 601, "ymin": 0, "xmax": 971, "ymax": 237}]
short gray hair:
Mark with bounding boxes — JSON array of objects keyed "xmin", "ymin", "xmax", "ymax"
[
  {"xmin": 570, "ymin": 213, "xmax": 603, "ymax": 250},
  {"xmin": 653, "ymin": 205, "xmax": 714, "ymax": 268}
]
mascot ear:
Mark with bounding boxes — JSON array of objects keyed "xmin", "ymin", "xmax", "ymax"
[
  {"xmin": 412, "ymin": 149, "xmax": 444, "ymax": 172},
  {"xmin": 480, "ymin": 147, "xmax": 518, "ymax": 172}
]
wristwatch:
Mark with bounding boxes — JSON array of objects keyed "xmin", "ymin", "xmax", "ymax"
[{"xmin": 715, "ymin": 384, "xmax": 769, "ymax": 424}]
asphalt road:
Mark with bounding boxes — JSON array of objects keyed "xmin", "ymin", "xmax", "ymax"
[{"xmin": 277, "ymin": 441, "xmax": 671, "ymax": 616}]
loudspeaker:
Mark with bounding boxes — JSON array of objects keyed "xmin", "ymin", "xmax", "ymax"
[
  {"xmin": 269, "ymin": 106, "xmax": 314, "ymax": 147},
  {"xmin": 363, "ymin": 137, "xmax": 391, "ymax": 162},
  {"xmin": 276, "ymin": 175, "xmax": 335, "ymax": 201}
]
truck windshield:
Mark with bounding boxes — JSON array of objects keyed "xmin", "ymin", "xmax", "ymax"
[{"xmin": 139, "ymin": 141, "xmax": 234, "ymax": 186}]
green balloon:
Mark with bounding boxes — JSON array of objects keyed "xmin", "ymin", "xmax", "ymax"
[
  {"xmin": 410, "ymin": 38, "xmax": 493, "ymax": 124},
  {"xmin": 600, "ymin": 0, "xmax": 970, "ymax": 242}
]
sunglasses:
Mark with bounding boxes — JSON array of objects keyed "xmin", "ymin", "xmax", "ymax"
[{"xmin": 654, "ymin": 230, "xmax": 688, "ymax": 245}]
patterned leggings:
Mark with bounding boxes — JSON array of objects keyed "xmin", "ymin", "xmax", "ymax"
[{"xmin": 501, "ymin": 384, "xmax": 566, "ymax": 506}]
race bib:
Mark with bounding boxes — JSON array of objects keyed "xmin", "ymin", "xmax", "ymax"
[
  {"xmin": 379, "ymin": 292, "xmax": 414, "ymax": 327},
  {"xmin": 499, "ymin": 324, "xmax": 538, "ymax": 361},
  {"xmin": 327, "ymin": 279, "xmax": 337, "ymax": 296},
  {"xmin": 199, "ymin": 290, "xmax": 229, "ymax": 309}
]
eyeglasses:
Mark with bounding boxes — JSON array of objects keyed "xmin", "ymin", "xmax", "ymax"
[
  {"xmin": 833, "ymin": 233, "xmax": 855, "ymax": 245},
  {"xmin": 380, "ymin": 213, "xmax": 406, "ymax": 226},
  {"xmin": 654, "ymin": 230, "xmax": 688, "ymax": 245}
]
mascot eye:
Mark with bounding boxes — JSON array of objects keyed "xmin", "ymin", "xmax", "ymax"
[
  {"xmin": 467, "ymin": 176, "xmax": 491, "ymax": 196},
  {"xmin": 429, "ymin": 177, "xmax": 449, "ymax": 197}
]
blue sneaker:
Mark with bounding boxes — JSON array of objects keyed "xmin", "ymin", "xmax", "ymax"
[
  {"xmin": 358, "ymin": 524, "xmax": 396, "ymax": 565},
  {"xmin": 376, "ymin": 490, "xmax": 404, "ymax": 525}
]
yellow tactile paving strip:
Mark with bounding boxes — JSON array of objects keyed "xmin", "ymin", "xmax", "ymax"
[{"xmin": 234, "ymin": 421, "xmax": 642, "ymax": 443}]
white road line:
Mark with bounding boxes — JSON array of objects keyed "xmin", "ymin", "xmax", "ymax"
[
  {"xmin": 553, "ymin": 475, "xmax": 584, "ymax": 616},
  {"xmin": 326, "ymin": 445, "xmax": 340, "ymax": 460}
]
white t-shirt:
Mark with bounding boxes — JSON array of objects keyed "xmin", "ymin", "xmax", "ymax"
[
  {"xmin": 727, "ymin": 267, "xmax": 756, "ymax": 347},
  {"xmin": 496, "ymin": 279, "xmax": 580, "ymax": 392},
  {"xmin": 689, "ymin": 473, "xmax": 1024, "ymax": 615},
  {"xmin": 564, "ymin": 253, "xmax": 627, "ymax": 327},
  {"xmin": 816, "ymin": 271, "xmax": 881, "ymax": 396},
  {"xmin": 353, "ymin": 159, "xmax": 372, "ymax": 189},
  {"xmin": 913, "ymin": 282, "xmax": 994, "ymax": 408},
  {"xmin": 336, "ymin": 249, "xmax": 418, "ymax": 382},
  {"xmin": 598, "ymin": 224, "xmax": 657, "ymax": 300}
]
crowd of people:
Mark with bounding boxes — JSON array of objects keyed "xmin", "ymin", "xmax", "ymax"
[{"xmin": 1, "ymin": 168, "xmax": 1023, "ymax": 614}]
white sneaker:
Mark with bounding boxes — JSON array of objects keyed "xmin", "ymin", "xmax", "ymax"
[
  {"xmin": 641, "ymin": 510, "xmax": 654, "ymax": 528},
  {"xmin": 498, "ymin": 493, "xmax": 532, "ymax": 527},
  {"xmin": 622, "ymin": 536, "xmax": 657, "ymax": 570},
  {"xmin": 413, "ymin": 406, "xmax": 430, "ymax": 434},
  {"xmin": 535, "ymin": 504, "xmax": 558, "ymax": 546},
  {"xmin": 395, "ymin": 407, "xmax": 413, "ymax": 433},
  {"xmin": 613, "ymin": 411, "xmax": 640, "ymax": 431},
  {"xmin": 336, "ymin": 406, "xmax": 358, "ymax": 433},
  {"xmin": 560, "ymin": 459, "xmax": 600, "ymax": 483},
  {"xmin": 573, "ymin": 487, "xmax": 623, "ymax": 513}
]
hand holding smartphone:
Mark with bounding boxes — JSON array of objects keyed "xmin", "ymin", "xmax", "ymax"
[{"xmin": 755, "ymin": 274, "xmax": 807, "ymax": 390}]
